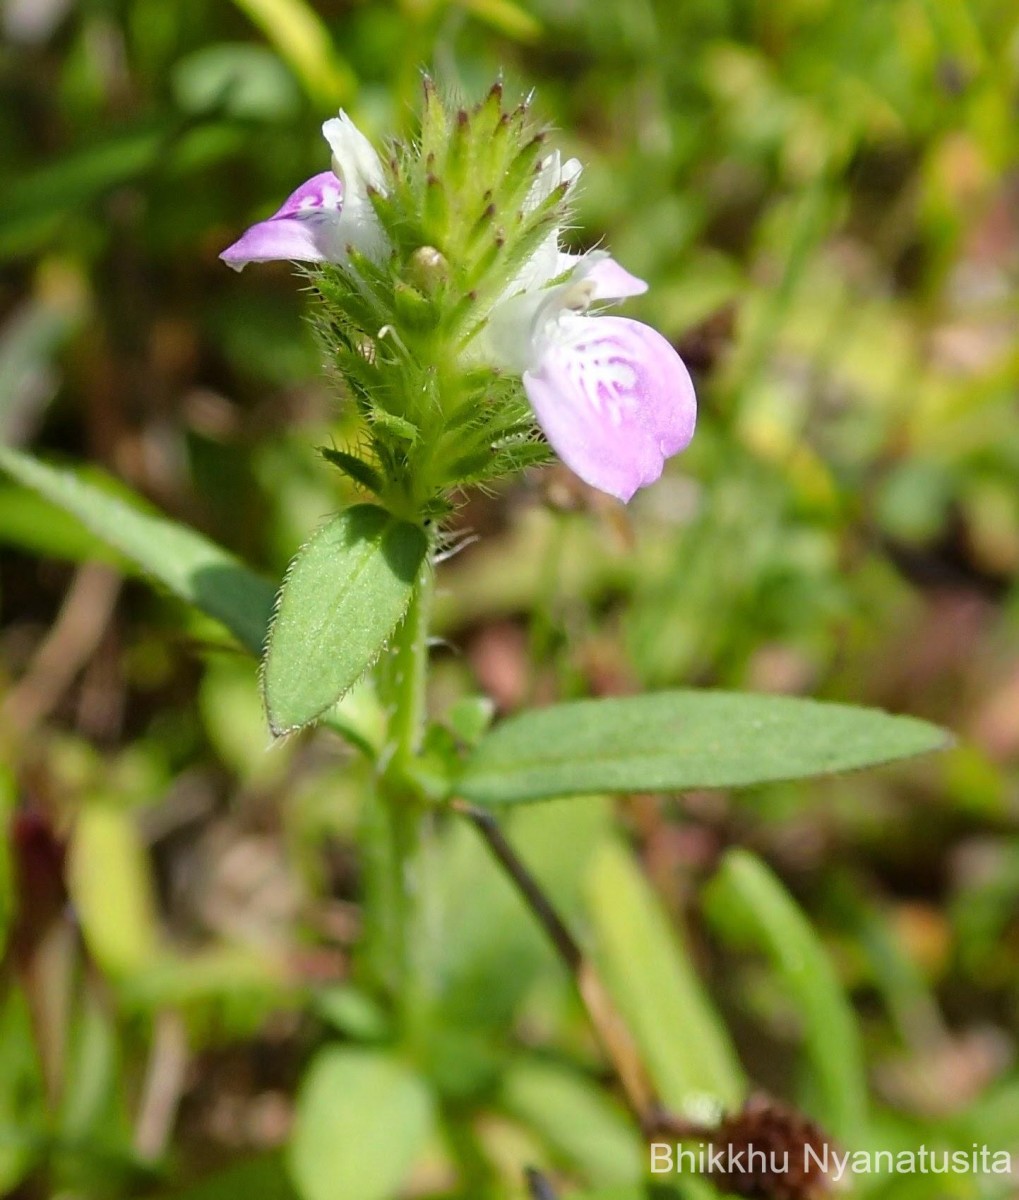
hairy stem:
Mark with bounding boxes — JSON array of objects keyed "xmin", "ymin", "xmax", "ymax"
[
  {"xmin": 388, "ymin": 557, "xmax": 433, "ymax": 773},
  {"xmin": 374, "ymin": 556, "xmax": 434, "ymax": 1034}
]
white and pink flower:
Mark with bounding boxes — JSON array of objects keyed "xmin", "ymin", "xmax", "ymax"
[
  {"xmin": 220, "ymin": 112, "xmax": 696, "ymax": 503},
  {"xmin": 220, "ymin": 112, "xmax": 386, "ymax": 270}
]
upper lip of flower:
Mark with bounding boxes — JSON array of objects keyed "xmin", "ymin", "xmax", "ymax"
[
  {"xmin": 321, "ymin": 110, "xmax": 388, "ymax": 201},
  {"xmin": 483, "ymin": 251, "xmax": 648, "ymax": 373},
  {"xmin": 219, "ymin": 109, "xmax": 388, "ymax": 272}
]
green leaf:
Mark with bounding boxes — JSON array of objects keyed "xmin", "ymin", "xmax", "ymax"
[
  {"xmin": 289, "ymin": 1048, "xmax": 434, "ymax": 1200},
  {"xmin": 200, "ymin": 657, "xmax": 294, "ymax": 785},
  {"xmin": 229, "ymin": 0, "xmax": 356, "ymax": 104},
  {"xmin": 431, "ymin": 798, "xmax": 614, "ymax": 1040},
  {"xmin": 152, "ymin": 1154, "xmax": 298, "ymax": 1200},
  {"xmin": 313, "ymin": 985, "xmax": 391, "ymax": 1042},
  {"xmin": 119, "ymin": 946, "xmax": 291, "ymax": 1015},
  {"xmin": 58, "ymin": 988, "xmax": 120, "ymax": 1144},
  {"xmin": 0, "ymin": 448, "xmax": 390, "ymax": 755},
  {"xmin": 329, "ymin": 680, "xmax": 389, "ymax": 757},
  {"xmin": 586, "ymin": 842, "xmax": 745, "ymax": 1115},
  {"xmin": 458, "ymin": 690, "xmax": 950, "ymax": 806},
  {"xmin": 370, "ymin": 408, "xmax": 420, "ymax": 443},
  {"xmin": 172, "ymin": 44, "xmax": 301, "ymax": 119},
  {"xmin": 0, "ymin": 127, "xmax": 163, "ymax": 262},
  {"xmin": 0, "ymin": 481, "xmax": 123, "ymax": 564},
  {"xmin": 0, "ymin": 992, "xmax": 44, "ymax": 1192},
  {"xmin": 68, "ymin": 802, "xmax": 161, "ymax": 977},
  {"xmin": 263, "ymin": 505, "xmax": 427, "ymax": 735},
  {"xmin": 319, "ymin": 446, "xmax": 385, "ymax": 496},
  {"xmin": 0, "ymin": 446, "xmax": 275, "ymax": 655},
  {"xmin": 500, "ymin": 1060, "xmax": 643, "ymax": 1184},
  {"xmin": 702, "ymin": 850, "xmax": 868, "ymax": 1142},
  {"xmin": 445, "ymin": 695, "xmax": 496, "ymax": 746}
]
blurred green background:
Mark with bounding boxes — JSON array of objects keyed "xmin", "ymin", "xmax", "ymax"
[{"xmin": 1, "ymin": 0, "xmax": 1018, "ymax": 1198}]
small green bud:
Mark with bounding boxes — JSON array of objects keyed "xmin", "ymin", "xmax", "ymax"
[{"xmin": 406, "ymin": 246, "xmax": 449, "ymax": 295}]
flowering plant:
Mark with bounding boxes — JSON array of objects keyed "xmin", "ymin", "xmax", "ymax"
[
  {"xmin": 221, "ymin": 85, "xmax": 696, "ymax": 510},
  {"xmin": 0, "ymin": 80, "xmax": 948, "ymax": 1200}
]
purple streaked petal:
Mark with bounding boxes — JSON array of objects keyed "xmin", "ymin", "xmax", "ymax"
[
  {"xmin": 523, "ymin": 314, "xmax": 696, "ymax": 501},
  {"xmin": 219, "ymin": 171, "xmax": 343, "ymax": 271},
  {"xmin": 272, "ymin": 170, "xmax": 343, "ymax": 219}
]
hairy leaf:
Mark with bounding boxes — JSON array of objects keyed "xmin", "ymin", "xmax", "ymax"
[
  {"xmin": 263, "ymin": 504, "xmax": 427, "ymax": 734},
  {"xmin": 459, "ymin": 691, "xmax": 950, "ymax": 805}
]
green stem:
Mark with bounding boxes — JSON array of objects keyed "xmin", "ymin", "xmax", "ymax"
[
  {"xmin": 388, "ymin": 558, "xmax": 433, "ymax": 775},
  {"xmin": 526, "ymin": 509, "xmax": 567, "ymax": 705},
  {"xmin": 373, "ymin": 556, "xmax": 434, "ymax": 1038},
  {"xmin": 443, "ymin": 1109, "xmax": 498, "ymax": 1199}
]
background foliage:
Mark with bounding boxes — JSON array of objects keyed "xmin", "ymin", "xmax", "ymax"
[{"xmin": 0, "ymin": 0, "xmax": 1017, "ymax": 1198}]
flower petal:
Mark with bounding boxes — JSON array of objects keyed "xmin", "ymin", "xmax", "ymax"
[
  {"xmin": 220, "ymin": 171, "xmax": 343, "ymax": 271},
  {"xmin": 506, "ymin": 156, "xmax": 585, "ymax": 293},
  {"xmin": 553, "ymin": 251, "xmax": 648, "ymax": 299},
  {"xmin": 528, "ymin": 152, "xmax": 582, "ymax": 210},
  {"xmin": 509, "ymin": 231, "xmax": 561, "ymax": 294},
  {"xmin": 322, "ymin": 110, "xmax": 386, "ymax": 197},
  {"xmin": 272, "ymin": 171, "xmax": 344, "ymax": 220},
  {"xmin": 582, "ymin": 255, "xmax": 648, "ymax": 300},
  {"xmin": 320, "ymin": 111, "xmax": 389, "ymax": 263},
  {"xmin": 523, "ymin": 314, "xmax": 696, "ymax": 501}
]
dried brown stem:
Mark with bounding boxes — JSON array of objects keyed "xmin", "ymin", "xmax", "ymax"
[
  {"xmin": 525, "ymin": 1166, "xmax": 559, "ymax": 1199},
  {"xmin": 3, "ymin": 562, "xmax": 121, "ymax": 732},
  {"xmin": 453, "ymin": 801, "xmax": 658, "ymax": 1127},
  {"xmin": 133, "ymin": 1010, "xmax": 189, "ymax": 1162}
]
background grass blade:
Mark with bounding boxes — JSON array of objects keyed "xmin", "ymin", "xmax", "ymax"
[
  {"xmin": 0, "ymin": 446, "xmax": 275, "ymax": 654},
  {"xmin": 702, "ymin": 849, "xmax": 868, "ymax": 1142},
  {"xmin": 586, "ymin": 841, "xmax": 746, "ymax": 1116},
  {"xmin": 230, "ymin": 0, "xmax": 356, "ymax": 104}
]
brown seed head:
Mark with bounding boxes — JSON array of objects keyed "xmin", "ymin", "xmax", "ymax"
[{"xmin": 707, "ymin": 1096, "xmax": 837, "ymax": 1200}]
